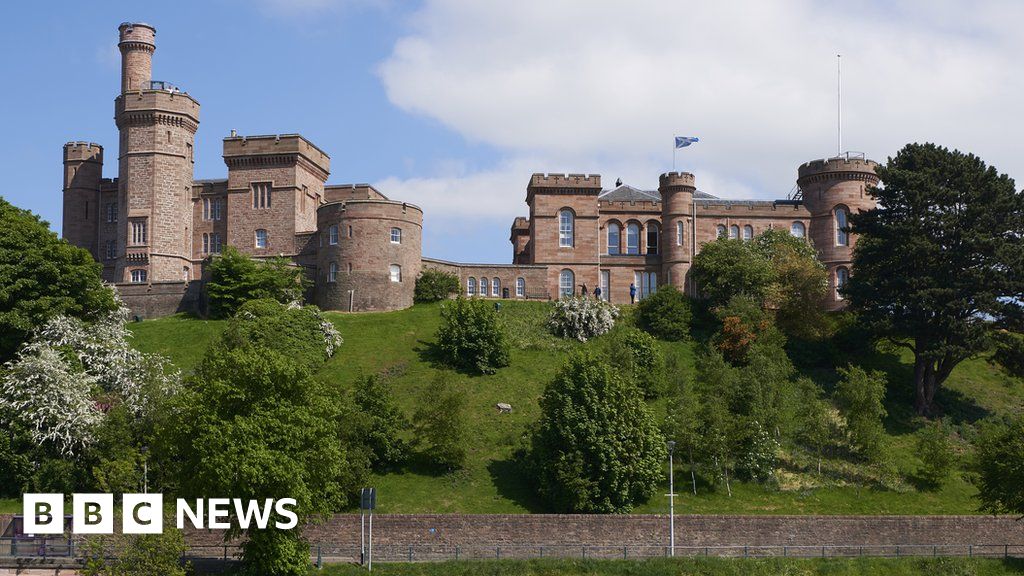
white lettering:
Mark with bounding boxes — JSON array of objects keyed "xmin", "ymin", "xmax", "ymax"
[
  {"xmin": 176, "ymin": 498, "xmax": 204, "ymax": 529},
  {"xmin": 274, "ymin": 498, "xmax": 298, "ymax": 529},
  {"xmin": 207, "ymin": 498, "xmax": 231, "ymax": 529}
]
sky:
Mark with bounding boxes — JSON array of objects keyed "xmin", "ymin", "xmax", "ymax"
[{"xmin": 2, "ymin": 0, "xmax": 1021, "ymax": 263}]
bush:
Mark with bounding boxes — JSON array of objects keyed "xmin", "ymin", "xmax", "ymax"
[
  {"xmin": 353, "ymin": 374, "xmax": 409, "ymax": 471},
  {"xmin": 992, "ymin": 331, "xmax": 1024, "ymax": 378},
  {"xmin": 691, "ymin": 238, "xmax": 775, "ymax": 307},
  {"xmin": 604, "ymin": 327, "xmax": 665, "ymax": 398},
  {"xmin": 415, "ymin": 269, "xmax": 461, "ymax": 303},
  {"xmin": 412, "ymin": 373, "xmax": 467, "ymax": 471},
  {"xmin": 916, "ymin": 421, "xmax": 954, "ymax": 489},
  {"xmin": 435, "ymin": 297, "xmax": 511, "ymax": 374},
  {"xmin": 974, "ymin": 416, "xmax": 1024, "ymax": 515},
  {"xmin": 206, "ymin": 247, "xmax": 308, "ymax": 318},
  {"xmin": 635, "ymin": 285, "xmax": 692, "ymax": 341},
  {"xmin": 737, "ymin": 421, "xmax": 779, "ymax": 483},
  {"xmin": 834, "ymin": 365, "xmax": 888, "ymax": 461},
  {"xmin": 712, "ymin": 294, "xmax": 773, "ymax": 364},
  {"xmin": 548, "ymin": 296, "xmax": 619, "ymax": 342},
  {"xmin": 221, "ymin": 299, "xmax": 342, "ymax": 371},
  {"xmin": 82, "ymin": 528, "xmax": 190, "ymax": 576}
]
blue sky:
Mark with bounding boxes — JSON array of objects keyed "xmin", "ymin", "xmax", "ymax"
[{"xmin": 3, "ymin": 1, "xmax": 1021, "ymax": 263}]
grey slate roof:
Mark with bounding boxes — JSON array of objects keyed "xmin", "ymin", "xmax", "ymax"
[{"xmin": 598, "ymin": 184, "xmax": 719, "ymax": 202}]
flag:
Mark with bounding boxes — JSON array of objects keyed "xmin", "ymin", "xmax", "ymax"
[{"xmin": 675, "ymin": 136, "xmax": 699, "ymax": 149}]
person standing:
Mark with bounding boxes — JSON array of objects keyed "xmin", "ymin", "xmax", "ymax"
[
  {"xmin": 629, "ymin": 283, "xmax": 637, "ymax": 304},
  {"xmin": 581, "ymin": 283, "xmax": 589, "ymax": 298},
  {"xmin": 593, "ymin": 285, "xmax": 602, "ymax": 301}
]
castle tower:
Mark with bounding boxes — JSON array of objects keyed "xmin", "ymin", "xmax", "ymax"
[
  {"xmin": 797, "ymin": 155, "xmax": 879, "ymax": 310},
  {"xmin": 62, "ymin": 142, "xmax": 104, "ymax": 257},
  {"xmin": 658, "ymin": 171, "xmax": 695, "ymax": 294},
  {"xmin": 114, "ymin": 22, "xmax": 200, "ymax": 283},
  {"xmin": 525, "ymin": 173, "xmax": 602, "ymax": 298}
]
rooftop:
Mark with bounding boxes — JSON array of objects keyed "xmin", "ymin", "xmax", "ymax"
[{"xmin": 598, "ymin": 183, "xmax": 718, "ymax": 203}]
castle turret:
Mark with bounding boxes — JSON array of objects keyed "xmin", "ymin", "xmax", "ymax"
[
  {"xmin": 797, "ymin": 154, "xmax": 879, "ymax": 310},
  {"xmin": 118, "ymin": 23, "xmax": 155, "ymax": 93},
  {"xmin": 659, "ymin": 171, "xmax": 695, "ymax": 293},
  {"xmin": 62, "ymin": 142, "xmax": 103, "ymax": 257}
]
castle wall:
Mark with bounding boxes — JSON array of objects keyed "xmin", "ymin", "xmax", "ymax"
[{"xmin": 422, "ymin": 258, "xmax": 550, "ymax": 300}]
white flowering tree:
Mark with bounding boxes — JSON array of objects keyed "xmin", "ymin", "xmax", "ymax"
[
  {"xmin": 0, "ymin": 303, "xmax": 180, "ymax": 457},
  {"xmin": 548, "ymin": 296, "xmax": 619, "ymax": 342}
]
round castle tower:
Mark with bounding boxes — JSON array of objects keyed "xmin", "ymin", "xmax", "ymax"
[
  {"xmin": 62, "ymin": 142, "xmax": 104, "ymax": 256},
  {"xmin": 315, "ymin": 200, "xmax": 423, "ymax": 312},
  {"xmin": 659, "ymin": 171, "xmax": 696, "ymax": 293},
  {"xmin": 797, "ymin": 155, "xmax": 879, "ymax": 310},
  {"xmin": 118, "ymin": 22, "xmax": 155, "ymax": 93}
]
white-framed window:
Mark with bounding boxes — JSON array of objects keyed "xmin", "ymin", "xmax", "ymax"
[
  {"xmin": 646, "ymin": 223, "xmax": 659, "ymax": 255},
  {"xmin": 328, "ymin": 261, "xmax": 338, "ymax": 283},
  {"xmin": 130, "ymin": 219, "xmax": 147, "ymax": 245},
  {"xmin": 559, "ymin": 269, "xmax": 575, "ymax": 298},
  {"xmin": 130, "ymin": 269, "xmax": 147, "ymax": 283},
  {"xmin": 729, "ymin": 225, "xmax": 740, "ymax": 240},
  {"xmin": 558, "ymin": 209, "xmax": 574, "ymax": 248},
  {"xmin": 626, "ymin": 223, "xmax": 640, "ymax": 254},
  {"xmin": 492, "ymin": 277, "xmax": 500, "ymax": 297},
  {"xmin": 676, "ymin": 221, "xmax": 684, "ymax": 246},
  {"xmin": 203, "ymin": 233, "xmax": 221, "ymax": 254},
  {"xmin": 104, "ymin": 240, "xmax": 116, "ymax": 260},
  {"xmin": 390, "ymin": 227, "xmax": 402, "ymax": 244},
  {"xmin": 743, "ymin": 225, "xmax": 754, "ymax": 241},
  {"xmin": 390, "ymin": 264, "xmax": 402, "ymax": 283},
  {"xmin": 480, "ymin": 277, "xmax": 490, "ymax": 297},
  {"xmin": 836, "ymin": 266, "xmax": 849, "ymax": 299},
  {"xmin": 634, "ymin": 271, "xmax": 657, "ymax": 300},
  {"xmin": 717, "ymin": 224, "xmax": 727, "ymax": 238},
  {"xmin": 328, "ymin": 225, "xmax": 339, "ymax": 245},
  {"xmin": 255, "ymin": 229, "xmax": 268, "ymax": 248},
  {"xmin": 202, "ymin": 233, "xmax": 209, "ymax": 254},
  {"xmin": 600, "ymin": 270, "xmax": 610, "ymax": 301},
  {"xmin": 467, "ymin": 277, "xmax": 477, "ymax": 296},
  {"xmin": 204, "ymin": 198, "xmax": 223, "ymax": 221},
  {"xmin": 607, "ymin": 222, "xmax": 621, "ymax": 255},
  {"xmin": 252, "ymin": 182, "xmax": 271, "ymax": 209},
  {"xmin": 516, "ymin": 277, "xmax": 525, "ymax": 298},
  {"xmin": 105, "ymin": 203, "xmax": 117, "ymax": 223},
  {"xmin": 791, "ymin": 221, "xmax": 806, "ymax": 238},
  {"xmin": 203, "ymin": 198, "xmax": 210, "ymax": 220},
  {"xmin": 835, "ymin": 206, "xmax": 850, "ymax": 246}
]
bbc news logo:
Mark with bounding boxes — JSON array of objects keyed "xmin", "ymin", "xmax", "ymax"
[{"xmin": 24, "ymin": 494, "xmax": 298, "ymax": 534}]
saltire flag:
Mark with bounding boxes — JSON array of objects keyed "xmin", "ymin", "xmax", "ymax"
[{"xmin": 675, "ymin": 136, "xmax": 699, "ymax": 148}]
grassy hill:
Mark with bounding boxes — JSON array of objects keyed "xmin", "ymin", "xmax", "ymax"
[{"xmin": 127, "ymin": 301, "xmax": 1024, "ymax": 515}]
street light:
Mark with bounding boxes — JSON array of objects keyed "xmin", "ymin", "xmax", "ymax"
[
  {"xmin": 667, "ymin": 440, "xmax": 676, "ymax": 557},
  {"xmin": 140, "ymin": 446, "xmax": 149, "ymax": 494}
]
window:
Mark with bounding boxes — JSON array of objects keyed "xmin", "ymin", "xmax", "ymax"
[
  {"xmin": 559, "ymin": 269, "xmax": 575, "ymax": 298},
  {"xmin": 516, "ymin": 277, "xmax": 525, "ymax": 298},
  {"xmin": 492, "ymin": 277, "xmax": 500, "ymax": 297},
  {"xmin": 607, "ymin": 222, "xmax": 621, "ymax": 255},
  {"xmin": 558, "ymin": 209, "xmax": 574, "ymax": 248},
  {"xmin": 729, "ymin": 225, "xmax": 739, "ymax": 240},
  {"xmin": 186, "ymin": 142, "xmax": 193, "ymax": 163},
  {"xmin": 600, "ymin": 270, "xmax": 610, "ymax": 301},
  {"xmin": 743, "ymin": 225, "xmax": 754, "ymax": 241},
  {"xmin": 130, "ymin": 219, "xmax": 147, "ymax": 245},
  {"xmin": 203, "ymin": 198, "xmax": 223, "ymax": 221},
  {"xmin": 328, "ymin": 262, "xmax": 338, "ymax": 283},
  {"xmin": 202, "ymin": 233, "xmax": 209, "ymax": 254},
  {"xmin": 203, "ymin": 198, "xmax": 210, "ymax": 220},
  {"xmin": 634, "ymin": 271, "xmax": 657, "ymax": 300},
  {"xmin": 717, "ymin": 224, "xmax": 727, "ymax": 238},
  {"xmin": 214, "ymin": 198, "xmax": 223, "ymax": 220},
  {"xmin": 348, "ymin": 225, "xmax": 353, "ymax": 238},
  {"xmin": 252, "ymin": 182, "xmax": 271, "ymax": 209},
  {"xmin": 791, "ymin": 221, "xmax": 806, "ymax": 238},
  {"xmin": 646, "ymin": 223, "xmax": 659, "ymax": 255},
  {"xmin": 626, "ymin": 223, "xmax": 640, "ymax": 254},
  {"xmin": 203, "ymin": 233, "xmax": 222, "ymax": 254},
  {"xmin": 390, "ymin": 265, "xmax": 402, "ymax": 283},
  {"xmin": 390, "ymin": 227, "xmax": 402, "ymax": 244},
  {"xmin": 467, "ymin": 277, "xmax": 477, "ymax": 296},
  {"xmin": 347, "ymin": 262, "xmax": 352, "ymax": 273},
  {"xmin": 105, "ymin": 203, "xmax": 117, "ymax": 223},
  {"xmin": 130, "ymin": 269, "xmax": 147, "ymax": 283},
  {"xmin": 328, "ymin": 225, "xmax": 339, "ymax": 245},
  {"xmin": 480, "ymin": 277, "xmax": 490, "ymax": 297},
  {"xmin": 104, "ymin": 240, "xmax": 116, "ymax": 260},
  {"xmin": 835, "ymin": 206, "xmax": 850, "ymax": 246},
  {"xmin": 836, "ymin": 267, "xmax": 849, "ymax": 299},
  {"xmin": 255, "ymin": 229, "xmax": 268, "ymax": 248},
  {"xmin": 676, "ymin": 221, "xmax": 684, "ymax": 246}
]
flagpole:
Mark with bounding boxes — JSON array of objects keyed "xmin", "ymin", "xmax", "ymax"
[
  {"xmin": 837, "ymin": 54, "xmax": 842, "ymax": 157},
  {"xmin": 672, "ymin": 140, "xmax": 676, "ymax": 171}
]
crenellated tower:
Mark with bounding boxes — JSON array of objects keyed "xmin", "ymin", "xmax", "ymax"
[
  {"xmin": 797, "ymin": 154, "xmax": 879, "ymax": 310},
  {"xmin": 658, "ymin": 171, "xmax": 695, "ymax": 293},
  {"xmin": 114, "ymin": 22, "xmax": 200, "ymax": 283},
  {"xmin": 62, "ymin": 142, "xmax": 104, "ymax": 257}
]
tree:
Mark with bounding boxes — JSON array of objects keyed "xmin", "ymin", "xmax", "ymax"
[
  {"xmin": 833, "ymin": 365, "xmax": 888, "ymax": 460},
  {"xmin": 0, "ymin": 197, "xmax": 116, "ymax": 361},
  {"xmin": 691, "ymin": 238, "xmax": 775, "ymax": 307},
  {"xmin": 663, "ymin": 366, "xmax": 701, "ymax": 494},
  {"xmin": 752, "ymin": 228, "xmax": 829, "ymax": 339},
  {"xmin": 712, "ymin": 294, "xmax": 775, "ymax": 365},
  {"xmin": 435, "ymin": 297, "xmax": 511, "ymax": 374},
  {"xmin": 353, "ymin": 373, "xmax": 409, "ymax": 470},
  {"xmin": 974, "ymin": 416, "xmax": 1024, "ymax": 516},
  {"xmin": 82, "ymin": 528, "xmax": 189, "ymax": 576},
  {"xmin": 846, "ymin": 143, "xmax": 1024, "ymax": 416},
  {"xmin": 206, "ymin": 247, "xmax": 308, "ymax": 319},
  {"xmin": 915, "ymin": 421, "xmax": 954, "ymax": 489},
  {"xmin": 991, "ymin": 331, "xmax": 1024, "ymax": 378},
  {"xmin": 792, "ymin": 378, "xmax": 836, "ymax": 475},
  {"xmin": 414, "ymin": 269, "xmax": 460, "ymax": 303},
  {"xmin": 634, "ymin": 285, "xmax": 692, "ymax": 341},
  {"xmin": 222, "ymin": 299, "xmax": 342, "ymax": 371},
  {"xmin": 528, "ymin": 351, "xmax": 665, "ymax": 512},
  {"xmin": 603, "ymin": 327, "xmax": 665, "ymax": 398},
  {"xmin": 411, "ymin": 372, "xmax": 467, "ymax": 471}
]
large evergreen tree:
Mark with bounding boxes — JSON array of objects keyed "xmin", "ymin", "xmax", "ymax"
[{"xmin": 846, "ymin": 143, "xmax": 1024, "ymax": 416}]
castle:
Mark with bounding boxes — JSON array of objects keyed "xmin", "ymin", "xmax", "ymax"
[{"xmin": 62, "ymin": 23, "xmax": 878, "ymax": 316}]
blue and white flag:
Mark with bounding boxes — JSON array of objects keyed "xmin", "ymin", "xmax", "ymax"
[{"xmin": 675, "ymin": 136, "xmax": 699, "ymax": 148}]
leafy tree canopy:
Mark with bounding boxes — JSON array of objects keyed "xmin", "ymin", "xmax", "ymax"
[
  {"xmin": 435, "ymin": 297, "xmax": 511, "ymax": 374},
  {"xmin": 634, "ymin": 285, "xmax": 692, "ymax": 341},
  {"xmin": 206, "ymin": 247, "xmax": 308, "ymax": 319},
  {"xmin": 691, "ymin": 238, "xmax": 776, "ymax": 307},
  {"xmin": 414, "ymin": 269, "xmax": 460, "ymax": 303}
]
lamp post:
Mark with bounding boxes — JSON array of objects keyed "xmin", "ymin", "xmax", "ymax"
[
  {"xmin": 667, "ymin": 440, "xmax": 676, "ymax": 557},
  {"xmin": 140, "ymin": 446, "xmax": 148, "ymax": 494}
]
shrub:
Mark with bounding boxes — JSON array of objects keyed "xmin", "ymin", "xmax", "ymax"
[
  {"xmin": 635, "ymin": 285, "xmax": 692, "ymax": 341},
  {"xmin": 737, "ymin": 421, "xmax": 779, "ymax": 483},
  {"xmin": 605, "ymin": 327, "xmax": 665, "ymax": 398},
  {"xmin": 974, "ymin": 416, "xmax": 1024, "ymax": 516},
  {"xmin": 82, "ymin": 528, "xmax": 189, "ymax": 576},
  {"xmin": 691, "ymin": 238, "xmax": 775, "ymax": 307},
  {"xmin": 548, "ymin": 296, "xmax": 619, "ymax": 342},
  {"xmin": 206, "ymin": 247, "xmax": 308, "ymax": 318},
  {"xmin": 834, "ymin": 365, "xmax": 888, "ymax": 461},
  {"xmin": 992, "ymin": 331, "xmax": 1024, "ymax": 378},
  {"xmin": 916, "ymin": 421, "xmax": 954, "ymax": 489},
  {"xmin": 221, "ymin": 299, "xmax": 342, "ymax": 371},
  {"xmin": 435, "ymin": 297, "xmax": 511, "ymax": 374},
  {"xmin": 712, "ymin": 294, "xmax": 773, "ymax": 364},
  {"xmin": 412, "ymin": 373, "xmax": 467, "ymax": 471},
  {"xmin": 353, "ymin": 374, "xmax": 409, "ymax": 470},
  {"xmin": 415, "ymin": 269, "xmax": 461, "ymax": 303}
]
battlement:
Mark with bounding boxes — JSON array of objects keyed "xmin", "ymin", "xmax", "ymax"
[
  {"xmin": 658, "ymin": 171, "xmax": 696, "ymax": 190},
  {"xmin": 324, "ymin": 183, "xmax": 387, "ymax": 202},
  {"xmin": 118, "ymin": 22, "xmax": 155, "ymax": 48},
  {"xmin": 223, "ymin": 133, "xmax": 330, "ymax": 175},
  {"xmin": 528, "ymin": 173, "xmax": 602, "ymax": 189},
  {"xmin": 798, "ymin": 154, "xmax": 879, "ymax": 181},
  {"xmin": 115, "ymin": 89, "xmax": 200, "ymax": 123},
  {"xmin": 63, "ymin": 142, "xmax": 103, "ymax": 162},
  {"xmin": 511, "ymin": 217, "xmax": 530, "ymax": 231}
]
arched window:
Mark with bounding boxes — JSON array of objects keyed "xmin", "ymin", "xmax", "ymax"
[
  {"xmin": 255, "ymin": 229, "xmax": 268, "ymax": 248},
  {"xmin": 516, "ymin": 277, "xmax": 525, "ymax": 298},
  {"xmin": 328, "ymin": 262, "xmax": 338, "ymax": 283},
  {"xmin": 467, "ymin": 277, "xmax": 477, "ymax": 296},
  {"xmin": 646, "ymin": 223, "xmax": 660, "ymax": 255},
  {"xmin": 626, "ymin": 223, "xmax": 640, "ymax": 254},
  {"xmin": 559, "ymin": 269, "xmax": 575, "ymax": 298},
  {"xmin": 835, "ymin": 206, "xmax": 850, "ymax": 246},
  {"xmin": 607, "ymin": 222, "xmax": 621, "ymax": 255},
  {"xmin": 836, "ymin": 267, "xmax": 849, "ymax": 299},
  {"xmin": 492, "ymin": 277, "xmax": 500, "ymax": 297},
  {"xmin": 743, "ymin": 225, "xmax": 754, "ymax": 241},
  {"xmin": 480, "ymin": 277, "xmax": 490, "ymax": 297},
  {"xmin": 717, "ymin": 224, "xmax": 727, "ymax": 238},
  {"xmin": 130, "ymin": 269, "xmax": 147, "ymax": 283},
  {"xmin": 729, "ymin": 225, "xmax": 740, "ymax": 240},
  {"xmin": 791, "ymin": 221, "xmax": 806, "ymax": 238},
  {"xmin": 676, "ymin": 221, "xmax": 684, "ymax": 246},
  {"xmin": 328, "ymin": 225, "xmax": 339, "ymax": 245},
  {"xmin": 559, "ymin": 209, "xmax": 574, "ymax": 248},
  {"xmin": 390, "ymin": 264, "xmax": 402, "ymax": 283}
]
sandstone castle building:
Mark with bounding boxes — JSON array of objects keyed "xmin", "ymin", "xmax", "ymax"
[{"xmin": 62, "ymin": 23, "xmax": 877, "ymax": 316}]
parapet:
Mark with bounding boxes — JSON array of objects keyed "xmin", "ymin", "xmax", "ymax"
[
  {"xmin": 798, "ymin": 154, "xmax": 879, "ymax": 182},
  {"xmin": 528, "ymin": 173, "xmax": 602, "ymax": 190},
  {"xmin": 63, "ymin": 141, "xmax": 103, "ymax": 163},
  {"xmin": 511, "ymin": 216, "xmax": 530, "ymax": 231},
  {"xmin": 658, "ymin": 172, "xmax": 696, "ymax": 190},
  {"xmin": 223, "ymin": 133, "xmax": 330, "ymax": 176},
  {"xmin": 118, "ymin": 22, "xmax": 156, "ymax": 49},
  {"xmin": 324, "ymin": 183, "xmax": 387, "ymax": 202}
]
